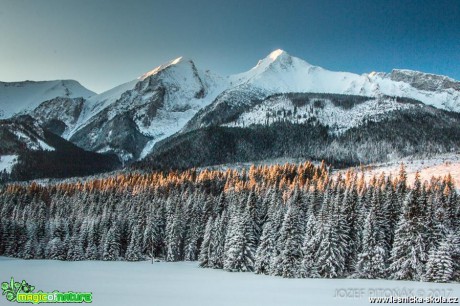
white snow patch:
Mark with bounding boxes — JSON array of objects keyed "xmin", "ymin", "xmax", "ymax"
[
  {"xmin": 13, "ymin": 131, "xmax": 54, "ymax": 151},
  {"xmin": 0, "ymin": 257, "xmax": 458, "ymax": 306},
  {"xmin": 0, "ymin": 80, "xmax": 95, "ymax": 119},
  {"xmin": 37, "ymin": 139, "xmax": 55, "ymax": 151},
  {"xmin": 224, "ymin": 96, "xmax": 413, "ymax": 134},
  {"xmin": 340, "ymin": 153, "xmax": 460, "ymax": 190},
  {"xmin": 0, "ymin": 155, "xmax": 18, "ymax": 173}
]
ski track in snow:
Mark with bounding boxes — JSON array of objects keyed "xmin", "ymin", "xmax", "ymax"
[{"xmin": 0, "ymin": 257, "xmax": 458, "ymax": 306}]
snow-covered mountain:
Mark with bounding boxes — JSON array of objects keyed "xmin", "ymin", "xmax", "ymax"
[
  {"xmin": 184, "ymin": 50, "xmax": 460, "ymax": 132},
  {"xmin": 0, "ymin": 115, "xmax": 120, "ymax": 180},
  {"xmin": 3, "ymin": 49, "xmax": 459, "ymax": 163},
  {"xmin": 0, "ymin": 115, "xmax": 56, "ymax": 153},
  {"xmin": 233, "ymin": 49, "xmax": 460, "ymax": 110},
  {"xmin": 66, "ymin": 57, "xmax": 228, "ymax": 160},
  {"xmin": 0, "ymin": 80, "xmax": 95, "ymax": 119}
]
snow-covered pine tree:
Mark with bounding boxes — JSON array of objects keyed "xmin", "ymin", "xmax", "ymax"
[
  {"xmin": 389, "ymin": 172, "xmax": 428, "ymax": 281},
  {"xmin": 268, "ymin": 200, "xmax": 287, "ymax": 276},
  {"xmin": 299, "ymin": 214, "xmax": 320, "ymax": 278},
  {"xmin": 315, "ymin": 187, "xmax": 349, "ymax": 278},
  {"xmin": 22, "ymin": 222, "xmax": 38, "ymax": 259},
  {"xmin": 85, "ymin": 220, "xmax": 99, "ymax": 260},
  {"xmin": 246, "ymin": 191, "xmax": 261, "ymax": 247},
  {"xmin": 383, "ymin": 176, "xmax": 399, "ymax": 252},
  {"xmin": 277, "ymin": 203, "xmax": 304, "ymax": 278},
  {"xmin": 103, "ymin": 225, "xmax": 121, "ymax": 261},
  {"xmin": 341, "ymin": 178, "xmax": 359, "ymax": 272},
  {"xmin": 223, "ymin": 207, "xmax": 255, "ymax": 272},
  {"xmin": 209, "ymin": 210, "xmax": 228, "ymax": 268},
  {"xmin": 66, "ymin": 222, "xmax": 85, "ymax": 261},
  {"xmin": 46, "ymin": 220, "xmax": 67, "ymax": 260},
  {"xmin": 254, "ymin": 195, "xmax": 279, "ymax": 275},
  {"xmin": 184, "ymin": 197, "xmax": 203, "ymax": 261},
  {"xmin": 166, "ymin": 203, "xmax": 184, "ymax": 262},
  {"xmin": 198, "ymin": 217, "xmax": 214, "ymax": 268},
  {"xmin": 254, "ymin": 219, "xmax": 276, "ymax": 274},
  {"xmin": 425, "ymin": 234, "xmax": 454, "ymax": 283},
  {"xmin": 126, "ymin": 223, "xmax": 143, "ymax": 261},
  {"xmin": 450, "ymin": 232, "xmax": 460, "ymax": 281},
  {"xmin": 355, "ymin": 189, "xmax": 388, "ymax": 279}
]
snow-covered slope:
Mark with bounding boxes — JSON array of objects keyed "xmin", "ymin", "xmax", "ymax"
[
  {"xmin": 0, "ymin": 116, "xmax": 56, "ymax": 153},
  {"xmin": 11, "ymin": 50, "xmax": 459, "ymax": 162},
  {"xmin": 232, "ymin": 49, "xmax": 460, "ymax": 111},
  {"xmin": 223, "ymin": 94, "xmax": 416, "ymax": 134},
  {"xmin": 183, "ymin": 49, "xmax": 460, "ymax": 133},
  {"xmin": 0, "ymin": 80, "xmax": 95, "ymax": 119},
  {"xmin": 67, "ymin": 57, "xmax": 228, "ymax": 160},
  {"xmin": 30, "ymin": 97, "xmax": 86, "ymax": 136},
  {"xmin": 337, "ymin": 153, "xmax": 460, "ymax": 190},
  {"xmin": 230, "ymin": 49, "xmax": 365, "ymax": 94}
]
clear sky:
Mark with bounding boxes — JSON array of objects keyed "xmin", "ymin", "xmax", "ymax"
[{"xmin": 1, "ymin": 0, "xmax": 459, "ymax": 93}]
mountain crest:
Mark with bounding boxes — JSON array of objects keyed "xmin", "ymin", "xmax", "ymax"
[
  {"xmin": 139, "ymin": 56, "xmax": 195, "ymax": 80},
  {"xmin": 253, "ymin": 49, "xmax": 298, "ymax": 70}
]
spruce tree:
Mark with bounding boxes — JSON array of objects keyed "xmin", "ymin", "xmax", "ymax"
[
  {"xmin": 355, "ymin": 193, "xmax": 388, "ymax": 279},
  {"xmin": 299, "ymin": 214, "xmax": 320, "ymax": 278},
  {"xmin": 277, "ymin": 204, "xmax": 304, "ymax": 278},
  {"xmin": 126, "ymin": 223, "xmax": 143, "ymax": 261},
  {"xmin": 223, "ymin": 208, "xmax": 255, "ymax": 272},
  {"xmin": 103, "ymin": 225, "xmax": 121, "ymax": 261},
  {"xmin": 315, "ymin": 191, "xmax": 349, "ymax": 278},
  {"xmin": 209, "ymin": 210, "xmax": 228, "ymax": 269},
  {"xmin": 198, "ymin": 217, "xmax": 214, "ymax": 268},
  {"xmin": 425, "ymin": 235, "xmax": 454, "ymax": 283},
  {"xmin": 389, "ymin": 173, "xmax": 428, "ymax": 281}
]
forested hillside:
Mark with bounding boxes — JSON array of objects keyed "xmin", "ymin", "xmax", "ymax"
[
  {"xmin": 140, "ymin": 105, "xmax": 460, "ymax": 170},
  {"xmin": 1, "ymin": 162, "xmax": 458, "ymax": 282}
]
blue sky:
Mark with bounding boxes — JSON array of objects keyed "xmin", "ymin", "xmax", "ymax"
[{"xmin": 1, "ymin": 0, "xmax": 459, "ymax": 93}]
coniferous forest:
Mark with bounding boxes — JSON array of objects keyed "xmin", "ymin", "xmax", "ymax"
[{"xmin": 0, "ymin": 162, "xmax": 459, "ymax": 283}]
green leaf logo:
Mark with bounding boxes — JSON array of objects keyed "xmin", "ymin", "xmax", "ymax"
[{"xmin": 1, "ymin": 277, "xmax": 36, "ymax": 303}]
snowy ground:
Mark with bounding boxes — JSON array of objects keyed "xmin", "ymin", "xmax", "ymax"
[
  {"xmin": 198, "ymin": 157, "xmax": 322, "ymax": 172},
  {"xmin": 0, "ymin": 155, "xmax": 18, "ymax": 173},
  {"xmin": 348, "ymin": 153, "xmax": 460, "ymax": 189},
  {"xmin": 0, "ymin": 257, "xmax": 458, "ymax": 306}
]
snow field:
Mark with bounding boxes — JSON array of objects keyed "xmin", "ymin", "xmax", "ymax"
[
  {"xmin": 0, "ymin": 257, "xmax": 458, "ymax": 306},
  {"xmin": 0, "ymin": 155, "xmax": 18, "ymax": 173}
]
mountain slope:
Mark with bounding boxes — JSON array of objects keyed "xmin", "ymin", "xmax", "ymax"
[
  {"xmin": 183, "ymin": 50, "xmax": 460, "ymax": 132},
  {"xmin": 0, "ymin": 80, "xmax": 95, "ymax": 119},
  {"xmin": 138, "ymin": 97, "xmax": 460, "ymax": 170},
  {"xmin": 67, "ymin": 57, "xmax": 228, "ymax": 160},
  {"xmin": 6, "ymin": 50, "xmax": 459, "ymax": 164},
  {"xmin": 30, "ymin": 97, "xmax": 86, "ymax": 136},
  {"xmin": 0, "ymin": 115, "xmax": 120, "ymax": 181}
]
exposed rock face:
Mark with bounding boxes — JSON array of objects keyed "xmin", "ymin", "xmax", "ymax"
[
  {"xmin": 30, "ymin": 97, "xmax": 85, "ymax": 136},
  {"xmin": 67, "ymin": 57, "xmax": 224, "ymax": 161},
  {"xmin": 387, "ymin": 69, "xmax": 460, "ymax": 92},
  {"xmin": 70, "ymin": 111, "xmax": 152, "ymax": 161}
]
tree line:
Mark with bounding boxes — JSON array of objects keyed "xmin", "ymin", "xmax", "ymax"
[{"xmin": 0, "ymin": 161, "xmax": 459, "ymax": 283}]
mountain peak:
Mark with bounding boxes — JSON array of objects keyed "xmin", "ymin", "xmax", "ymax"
[
  {"xmin": 139, "ymin": 56, "xmax": 194, "ymax": 81},
  {"xmin": 248, "ymin": 49, "xmax": 293, "ymax": 72},
  {"xmin": 260, "ymin": 49, "xmax": 292, "ymax": 66},
  {"xmin": 267, "ymin": 49, "xmax": 287, "ymax": 61}
]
